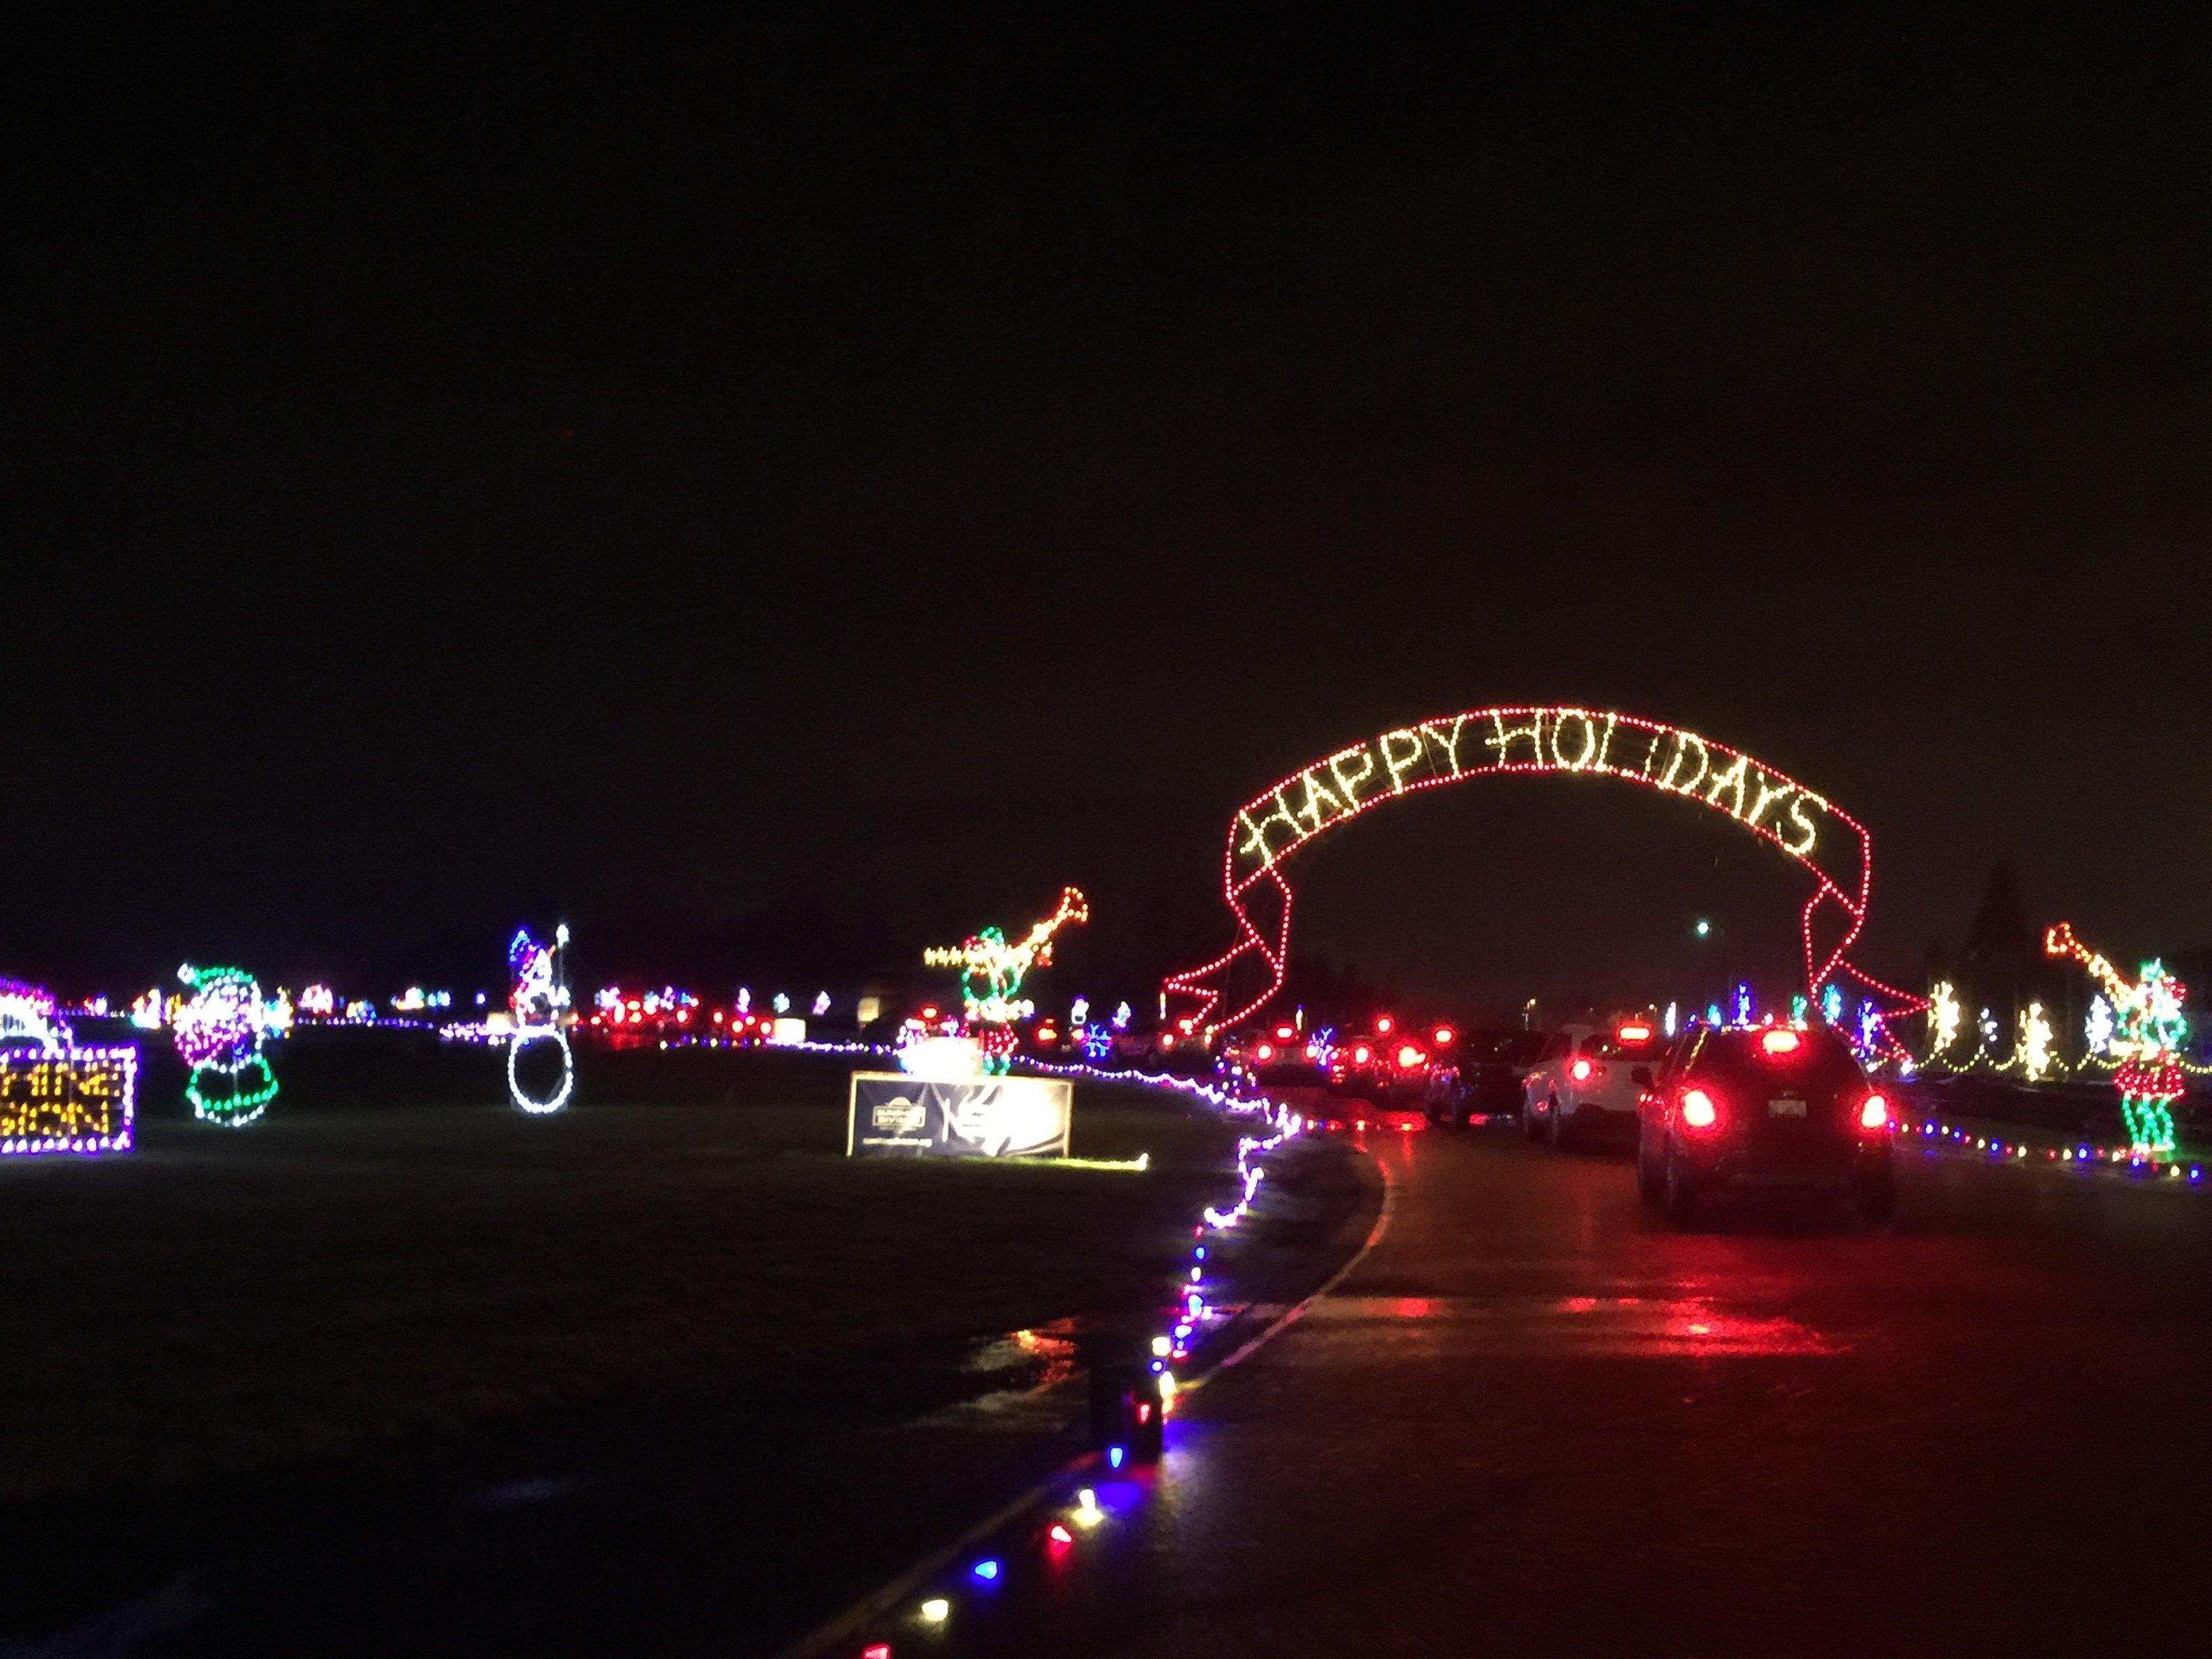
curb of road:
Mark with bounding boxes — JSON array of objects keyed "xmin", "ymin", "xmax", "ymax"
[{"xmin": 769, "ymin": 1139, "xmax": 1394, "ymax": 1659}]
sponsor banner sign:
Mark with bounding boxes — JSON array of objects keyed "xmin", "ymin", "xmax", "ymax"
[
  {"xmin": 846, "ymin": 1072, "xmax": 1073, "ymax": 1160},
  {"xmin": 0, "ymin": 1048, "xmax": 138, "ymax": 1157}
]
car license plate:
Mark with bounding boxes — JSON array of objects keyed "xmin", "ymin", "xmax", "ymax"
[{"xmin": 1768, "ymin": 1097, "xmax": 1808, "ymax": 1118}]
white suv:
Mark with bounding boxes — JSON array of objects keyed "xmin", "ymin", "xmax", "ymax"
[{"xmin": 1523, "ymin": 1019, "xmax": 1670, "ymax": 1150}]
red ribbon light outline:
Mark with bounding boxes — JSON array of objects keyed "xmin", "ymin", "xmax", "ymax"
[{"xmin": 1162, "ymin": 708, "xmax": 1922, "ymax": 1048}]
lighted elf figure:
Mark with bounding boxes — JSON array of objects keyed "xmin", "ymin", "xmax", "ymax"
[
  {"xmin": 2045, "ymin": 923, "xmax": 2189, "ymax": 1157},
  {"xmin": 922, "ymin": 886, "xmax": 1090, "ymax": 1075}
]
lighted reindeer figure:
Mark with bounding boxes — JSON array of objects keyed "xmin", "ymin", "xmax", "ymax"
[
  {"xmin": 923, "ymin": 886, "xmax": 1090, "ymax": 1073},
  {"xmin": 2045, "ymin": 923, "xmax": 2189, "ymax": 1157}
]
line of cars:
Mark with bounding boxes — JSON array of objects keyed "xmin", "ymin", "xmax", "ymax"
[
  {"xmin": 1229, "ymin": 1010, "xmax": 1896, "ymax": 1226},
  {"xmin": 1517, "ymin": 1015, "xmax": 1896, "ymax": 1224}
]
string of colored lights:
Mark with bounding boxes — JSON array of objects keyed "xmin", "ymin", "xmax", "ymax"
[
  {"xmin": 831, "ymin": 1051, "xmax": 1300, "ymax": 1654},
  {"xmin": 1162, "ymin": 708, "xmax": 1923, "ymax": 1054},
  {"xmin": 173, "ymin": 964, "xmax": 280, "ymax": 1126},
  {"xmin": 1902, "ymin": 1107, "xmax": 2203, "ymax": 1185}
]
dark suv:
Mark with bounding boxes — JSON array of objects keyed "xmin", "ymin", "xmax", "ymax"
[{"xmin": 1636, "ymin": 1025, "xmax": 1894, "ymax": 1226}]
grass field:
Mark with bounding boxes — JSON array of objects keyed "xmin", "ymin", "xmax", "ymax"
[{"xmin": 0, "ymin": 1043, "xmax": 1239, "ymax": 1499}]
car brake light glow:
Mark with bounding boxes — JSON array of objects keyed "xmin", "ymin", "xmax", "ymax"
[
  {"xmin": 1375, "ymin": 1016, "xmax": 1393, "ymax": 1035},
  {"xmin": 1761, "ymin": 1029, "xmax": 1801, "ymax": 1055},
  {"xmin": 1353, "ymin": 1044, "xmax": 1371, "ymax": 1064},
  {"xmin": 1433, "ymin": 1025, "xmax": 1454, "ymax": 1046},
  {"xmin": 1618, "ymin": 1022, "xmax": 1652, "ymax": 1042},
  {"xmin": 1254, "ymin": 1042, "xmax": 1273, "ymax": 1061},
  {"xmin": 1680, "ymin": 1088, "xmax": 1719, "ymax": 1128},
  {"xmin": 1275, "ymin": 1025, "xmax": 1294, "ymax": 1040},
  {"xmin": 1570, "ymin": 1058, "xmax": 1594, "ymax": 1082},
  {"xmin": 1397, "ymin": 1044, "xmax": 1423, "ymax": 1069},
  {"xmin": 1860, "ymin": 1092, "xmax": 1889, "ymax": 1130}
]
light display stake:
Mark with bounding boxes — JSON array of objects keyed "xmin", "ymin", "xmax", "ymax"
[
  {"xmin": 2046, "ymin": 924, "xmax": 2189, "ymax": 1155},
  {"xmin": 1163, "ymin": 706, "xmax": 1921, "ymax": 1044},
  {"xmin": 174, "ymin": 965, "xmax": 279, "ymax": 1126},
  {"xmin": 506, "ymin": 925, "xmax": 574, "ymax": 1115},
  {"xmin": 1977, "ymin": 1008, "xmax": 2000, "ymax": 1057},
  {"xmin": 923, "ymin": 887, "xmax": 1090, "ymax": 1076},
  {"xmin": 1821, "ymin": 983, "xmax": 1844, "ymax": 1026},
  {"xmin": 812, "ymin": 991, "xmax": 831, "ymax": 1017}
]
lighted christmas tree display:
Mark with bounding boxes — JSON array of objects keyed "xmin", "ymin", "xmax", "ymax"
[
  {"xmin": 1927, "ymin": 981, "xmax": 1962, "ymax": 1061},
  {"xmin": 923, "ymin": 887, "xmax": 1090, "ymax": 1073},
  {"xmin": 2017, "ymin": 1000, "xmax": 2055, "ymax": 1082},
  {"xmin": 2045, "ymin": 924, "xmax": 2189, "ymax": 1156}
]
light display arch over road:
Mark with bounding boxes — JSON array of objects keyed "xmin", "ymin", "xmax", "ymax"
[{"xmin": 1162, "ymin": 706, "xmax": 1920, "ymax": 1046}]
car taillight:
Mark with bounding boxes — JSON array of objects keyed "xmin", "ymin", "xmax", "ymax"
[
  {"xmin": 1859, "ymin": 1092, "xmax": 1889, "ymax": 1131},
  {"xmin": 1397, "ymin": 1045, "xmax": 1424, "ymax": 1069},
  {"xmin": 1353, "ymin": 1045, "xmax": 1371, "ymax": 1064},
  {"xmin": 1761, "ymin": 1029, "xmax": 1801, "ymax": 1055},
  {"xmin": 1570, "ymin": 1058, "xmax": 1595, "ymax": 1082},
  {"xmin": 1680, "ymin": 1088, "xmax": 1719, "ymax": 1129},
  {"xmin": 1255, "ymin": 1042, "xmax": 1273, "ymax": 1061}
]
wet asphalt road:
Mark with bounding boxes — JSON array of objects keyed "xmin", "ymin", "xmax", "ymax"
[{"xmin": 895, "ymin": 1122, "xmax": 2212, "ymax": 1658}]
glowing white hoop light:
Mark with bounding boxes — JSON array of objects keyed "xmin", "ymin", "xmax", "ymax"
[{"xmin": 507, "ymin": 1027, "xmax": 575, "ymax": 1115}]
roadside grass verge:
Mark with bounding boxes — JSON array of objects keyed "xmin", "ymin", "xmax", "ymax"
[{"xmin": 0, "ymin": 1046, "xmax": 1238, "ymax": 1498}]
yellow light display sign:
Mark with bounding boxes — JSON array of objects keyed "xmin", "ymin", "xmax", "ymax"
[
  {"xmin": 1166, "ymin": 705, "xmax": 1914, "ymax": 1041},
  {"xmin": 0, "ymin": 1049, "xmax": 138, "ymax": 1157}
]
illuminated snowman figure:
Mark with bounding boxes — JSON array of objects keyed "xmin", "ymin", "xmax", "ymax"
[
  {"xmin": 175, "ymin": 964, "xmax": 279, "ymax": 1125},
  {"xmin": 2046, "ymin": 924, "xmax": 2188, "ymax": 1156},
  {"xmin": 506, "ymin": 925, "xmax": 574, "ymax": 1113}
]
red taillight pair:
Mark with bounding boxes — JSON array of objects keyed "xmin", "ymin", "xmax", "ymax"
[{"xmin": 1679, "ymin": 1086, "xmax": 1886, "ymax": 1132}]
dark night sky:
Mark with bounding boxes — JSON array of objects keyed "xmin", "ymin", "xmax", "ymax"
[{"xmin": 7, "ymin": 10, "xmax": 2211, "ymax": 1010}]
